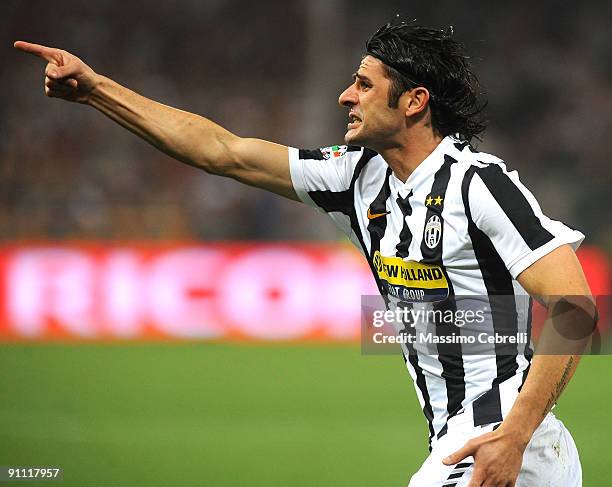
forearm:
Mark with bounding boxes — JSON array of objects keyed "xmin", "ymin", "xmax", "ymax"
[
  {"xmin": 498, "ymin": 293, "xmax": 595, "ymax": 445},
  {"xmin": 88, "ymin": 75, "xmax": 237, "ymax": 172},
  {"xmin": 15, "ymin": 41, "xmax": 296, "ymax": 199},
  {"xmin": 499, "ymin": 353, "xmax": 579, "ymax": 446}
]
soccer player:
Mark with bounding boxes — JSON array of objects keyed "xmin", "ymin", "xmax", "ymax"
[{"xmin": 15, "ymin": 21, "xmax": 594, "ymax": 487}]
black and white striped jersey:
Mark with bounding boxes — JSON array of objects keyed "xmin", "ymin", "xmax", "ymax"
[{"xmin": 289, "ymin": 136, "xmax": 584, "ymax": 447}]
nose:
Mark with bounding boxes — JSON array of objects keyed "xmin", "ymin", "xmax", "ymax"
[{"xmin": 338, "ymin": 83, "xmax": 357, "ymax": 107}]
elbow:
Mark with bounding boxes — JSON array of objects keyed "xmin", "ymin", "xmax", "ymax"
[{"xmin": 195, "ymin": 133, "xmax": 243, "ymax": 177}]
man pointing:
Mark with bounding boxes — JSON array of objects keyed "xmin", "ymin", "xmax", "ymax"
[{"xmin": 15, "ymin": 21, "xmax": 594, "ymax": 486}]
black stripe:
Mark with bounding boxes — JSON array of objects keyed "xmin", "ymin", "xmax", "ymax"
[
  {"xmin": 453, "ymin": 141, "xmax": 477, "ymax": 153},
  {"xmin": 396, "ymin": 157, "xmax": 444, "ymax": 451},
  {"xmin": 308, "ymin": 189, "xmax": 353, "ymax": 214},
  {"xmin": 420, "ymin": 154, "xmax": 456, "ymax": 263},
  {"xmin": 366, "ymin": 167, "xmax": 393, "ymax": 256},
  {"xmin": 475, "ymin": 164, "xmax": 554, "ymax": 250},
  {"xmin": 463, "ymin": 168, "xmax": 521, "ymax": 370},
  {"xmin": 462, "ymin": 166, "xmax": 521, "ymax": 426},
  {"xmin": 443, "ymin": 460, "xmax": 473, "ymax": 485},
  {"xmin": 519, "ymin": 364, "xmax": 530, "ymax": 393},
  {"xmin": 395, "ymin": 190, "xmax": 413, "ymax": 258},
  {"xmin": 463, "ymin": 169, "xmax": 522, "ymax": 374},
  {"xmin": 472, "ymin": 385, "xmax": 503, "ymax": 426},
  {"xmin": 436, "ymin": 422, "xmax": 448, "ymax": 440},
  {"xmin": 399, "ymin": 305, "xmax": 435, "ymax": 447},
  {"xmin": 307, "ymin": 148, "xmax": 377, "ymax": 216},
  {"xmin": 349, "ymin": 149, "xmax": 377, "ymax": 188},
  {"xmin": 433, "ymin": 289, "xmax": 466, "ymax": 437},
  {"xmin": 299, "ymin": 148, "xmax": 326, "ymax": 160},
  {"xmin": 420, "ymin": 155, "xmax": 466, "ymax": 437},
  {"xmin": 525, "ymin": 296, "xmax": 534, "ymax": 363},
  {"xmin": 519, "ymin": 297, "xmax": 534, "ymax": 392},
  {"xmin": 345, "ymin": 149, "xmax": 388, "ymax": 298},
  {"xmin": 403, "ymin": 350, "xmax": 436, "ymax": 448},
  {"xmin": 298, "ymin": 145, "xmax": 362, "ymax": 161}
]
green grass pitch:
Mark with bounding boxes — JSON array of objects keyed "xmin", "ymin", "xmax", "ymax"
[{"xmin": 0, "ymin": 344, "xmax": 609, "ymax": 486}]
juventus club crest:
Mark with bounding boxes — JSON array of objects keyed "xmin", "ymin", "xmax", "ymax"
[{"xmin": 424, "ymin": 215, "xmax": 442, "ymax": 249}]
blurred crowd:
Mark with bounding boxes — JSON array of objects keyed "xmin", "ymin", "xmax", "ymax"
[{"xmin": 2, "ymin": 0, "xmax": 611, "ymax": 251}]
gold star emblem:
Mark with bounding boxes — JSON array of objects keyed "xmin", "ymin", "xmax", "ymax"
[
  {"xmin": 426, "ymin": 196, "xmax": 433, "ymax": 206},
  {"xmin": 434, "ymin": 196, "xmax": 443, "ymax": 205}
]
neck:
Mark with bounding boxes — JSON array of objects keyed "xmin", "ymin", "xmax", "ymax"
[{"xmin": 379, "ymin": 131, "xmax": 444, "ymax": 182}]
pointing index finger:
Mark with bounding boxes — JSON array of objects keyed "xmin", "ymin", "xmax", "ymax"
[{"xmin": 14, "ymin": 41, "xmax": 61, "ymax": 63}]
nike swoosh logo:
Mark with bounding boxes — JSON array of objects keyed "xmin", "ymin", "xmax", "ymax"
[{"xmin": 367, "ymin": 208, "xmax": 391, "ymax": 220}]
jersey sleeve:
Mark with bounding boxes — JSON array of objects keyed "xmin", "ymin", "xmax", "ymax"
[
  {"xmin": 288, "ymin": 145, "xmax": 364, "ymax": 208},
  {"xmin": 288, "ymin": 145, "xmax": 365, "ymax": 238},
  {"xmin": 467, "ymin": 163, "xmax": 584, "ymax": 279}
]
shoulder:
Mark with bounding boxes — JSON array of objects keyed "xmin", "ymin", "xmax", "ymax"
[
  {"xmin": 289, "ymin": 144, "xmax": 382, "ymax": 196},
  {"xmin": 447, "ymin": 140, "xmax": 506, "ymax": 171},
  {"xmin": 296, "ymin": 144, "xmax": 380, "ymax": 175},
  {"xmin": 445, "ymin": 141, "xmax": 540, "ymax": 221},
  {"xmin": 296, "ymin": 144, "xmax": 380, "ymax": 166},
  {"xmin": 447, "ymin": 140, "xmax": 526, "ymax": 193}
]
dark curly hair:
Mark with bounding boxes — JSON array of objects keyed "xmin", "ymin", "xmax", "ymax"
[{"xmin": 365, "ymin": 21, "xmax": 487, "ymax": 142}]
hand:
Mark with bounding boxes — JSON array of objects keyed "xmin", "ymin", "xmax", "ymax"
[
  {"xmin": 442, "ymin": 428, "xmax": 527, "ymax": 487},
  {"xmin": 13, "ymin": 41, "xmax": 99, "ymax": 103}
]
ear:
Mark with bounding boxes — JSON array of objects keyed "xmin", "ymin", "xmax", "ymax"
[{"xmin": 402, "ymin": 87, "xmax": 430, "ymax": 117}]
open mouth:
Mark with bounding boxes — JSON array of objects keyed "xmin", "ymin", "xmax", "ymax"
[{"xmin": 347, "ymin": 112, "xmax": 362, "ymax": 129}]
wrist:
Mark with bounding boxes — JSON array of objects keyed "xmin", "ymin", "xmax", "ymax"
[
  {"xmin": 86, "ymin": 73, "xmax": 105, "ymax": 105},
  {"xmin": 496, "ymin": 419, "xmax": 533, "ymax": 450}
]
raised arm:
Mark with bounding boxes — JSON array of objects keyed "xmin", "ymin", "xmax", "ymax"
[{"xmin": 13, "ymin": 41, "xmax": 298, "ymax": 200}]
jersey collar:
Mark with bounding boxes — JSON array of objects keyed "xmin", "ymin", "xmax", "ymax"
[{"xmin": 390, "ymin": 136, "xmax": 457, "ymax": 191}]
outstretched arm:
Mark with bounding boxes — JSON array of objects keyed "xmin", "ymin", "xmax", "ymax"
[{"xmin": 13, "ymin": 41, "xmax": 298, "ymax": 200}]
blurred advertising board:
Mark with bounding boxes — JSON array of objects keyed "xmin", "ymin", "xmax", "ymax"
[
  {"xmin": 0, "ymin": 243, "xmax": 377, "ymax": 341},
  {"xmin": 0, "ymin": 244, "xmax": 608, "ymax": 342}
]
